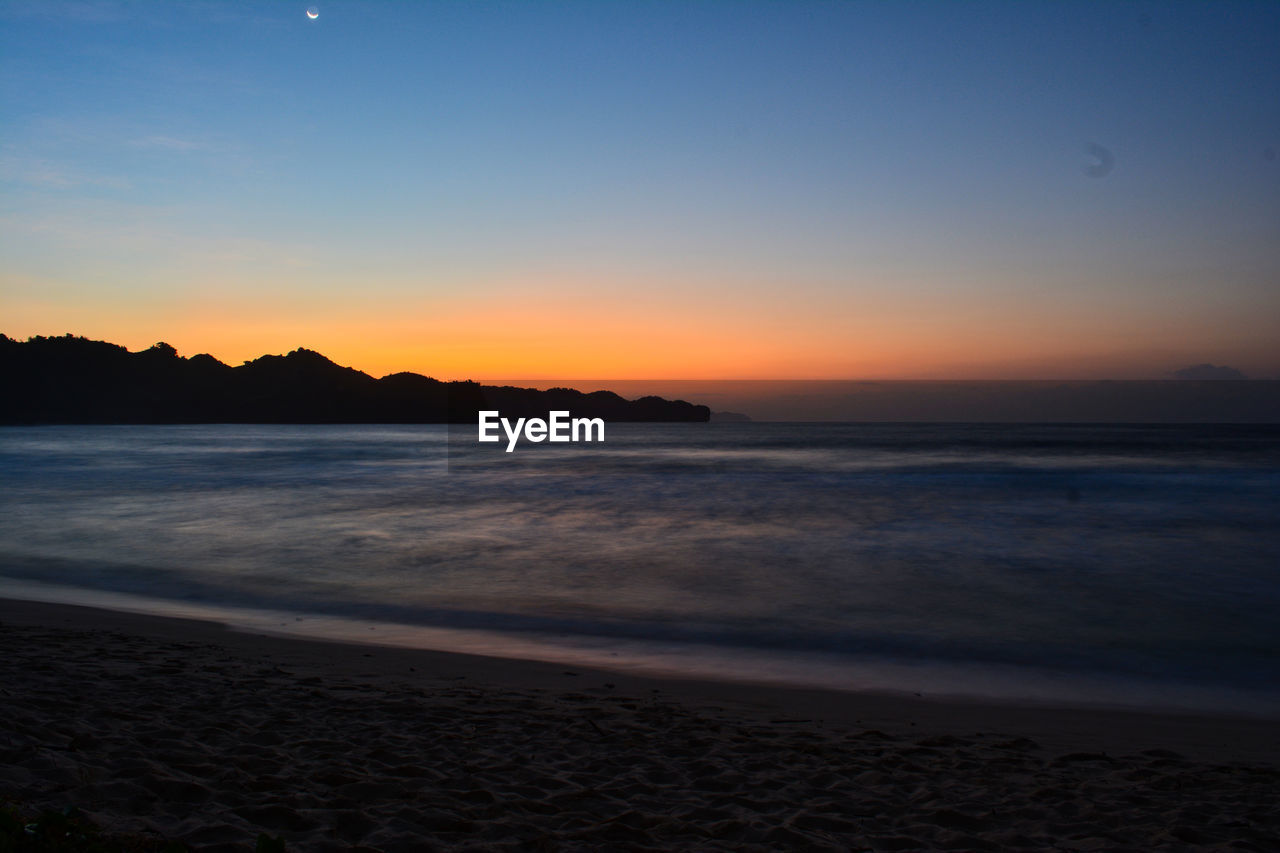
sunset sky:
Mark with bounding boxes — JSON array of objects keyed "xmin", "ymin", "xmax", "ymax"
[{"xmin": 3, "ymin": 0, "xmax": 1278, "ymax": 380}]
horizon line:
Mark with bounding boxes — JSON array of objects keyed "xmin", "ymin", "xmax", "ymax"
[{"xmin": 6, "ymin": 333, "xmax": 1272, "ymax": 384}]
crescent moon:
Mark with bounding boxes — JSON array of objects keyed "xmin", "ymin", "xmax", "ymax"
[{"xmin": 306, "ymin": 7, "xmax": 319, "ymax": 19}]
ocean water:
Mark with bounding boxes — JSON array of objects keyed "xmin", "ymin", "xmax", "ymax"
[{"xmin": 2, "ymin": 422, "xmax": 1278, "ymax": 715}]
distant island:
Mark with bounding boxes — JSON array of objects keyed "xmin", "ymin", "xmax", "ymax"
[{"xmin": 0, "ymin": 335, "xmax": 711, "ymax": 425}]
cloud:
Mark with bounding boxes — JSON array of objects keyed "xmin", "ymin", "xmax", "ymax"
[
  {"xmin": 1172, "ymin": 363, "xmax": 1247, "ymax": 380},
  {"xmin": 0, "ymin": 156, "xmax": 131, "ymax": 190},
  {"xmin": 0, "ymin": 1, "xmax": 128, "ymax": 24},
  {"xmin": 0, "ymin": 197, "xmax": 317, "ymax": 275},
  {"xmin": 1084, "ymin": 142, "xmax": 1115, "ymax": 178},
  {"xmin": 130, "ymin": 135, "xmax": 207, "ymax": 152}
]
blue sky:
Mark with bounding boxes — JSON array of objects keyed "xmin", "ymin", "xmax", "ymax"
[{"xmin": 2, "ymin": 0, "xmax": 1278, "ymax": 378}]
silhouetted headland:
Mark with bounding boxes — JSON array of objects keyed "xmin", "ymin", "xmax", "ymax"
[{"xmin": 0, "ymin": 334, "xmax": 711, "ymax": 424}]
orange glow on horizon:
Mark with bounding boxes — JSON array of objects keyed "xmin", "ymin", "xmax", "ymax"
[{"xmin": 4, "ymin": 269, "xmax": 1276, "ymax": 381}]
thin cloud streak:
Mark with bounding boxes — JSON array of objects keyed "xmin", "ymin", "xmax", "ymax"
[
  {"xmin": 0, "ymin": 155, "xmax": 132, "ymax": 190},
  {"xmin": 129, "ymin": 135, "xmax": 209, "ymax": 152}
]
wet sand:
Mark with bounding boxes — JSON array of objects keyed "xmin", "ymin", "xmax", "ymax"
[{"xmin": 2, "ymin": 597, "xmax": 1277, "ymax": 851}]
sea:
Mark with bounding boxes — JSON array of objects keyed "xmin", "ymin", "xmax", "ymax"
[{"xmin": 2, "ymin": 422, "xmax": 1278, "ymax": 716}]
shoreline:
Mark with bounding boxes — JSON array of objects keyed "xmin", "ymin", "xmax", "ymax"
[
  {"xmin": 5, "ymin": 597, "xmax": 1278, "ymax": 764},
  {"xmin": 7, "ymin": 581, "xmax": 1279, "ymax": 725},
  {"xmin": 4, "ymin": 597, "xmax": 1279, "ymax": 850}
]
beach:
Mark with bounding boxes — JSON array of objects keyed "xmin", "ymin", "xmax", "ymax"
[
  {"xmin": 3, "ymin": 598, "xmax": 1277, "ymax": 851},
  {"xmin": 8, "ymin": 1, "xmax": 1280, "ymax": 849}
]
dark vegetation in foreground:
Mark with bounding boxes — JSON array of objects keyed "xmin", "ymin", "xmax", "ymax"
[{"xmin": 0, "ymin": 335, "xmax": 710, "ymax": 424}]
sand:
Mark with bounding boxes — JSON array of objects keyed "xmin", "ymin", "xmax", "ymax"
[{"xmin": 2, "ymin": 598, "xmax": 1278, "ymax": 851}]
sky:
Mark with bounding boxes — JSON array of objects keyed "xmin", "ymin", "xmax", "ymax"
[{"xmin": 2, "ymin": 0, "xmax": 1278, "ymax": 380}]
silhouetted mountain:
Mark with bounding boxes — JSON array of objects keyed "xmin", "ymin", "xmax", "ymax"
[
  {"xmin": 0, "ymin": 334, "xmax": 711, "ymax": 424},
  {"xmin": 710, "ymin": 410, "xmax": 752, "ymax": 422},
  {"xmin": 1173, "ymin": 363, "xmax": 1247, "ymax": 380}
]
